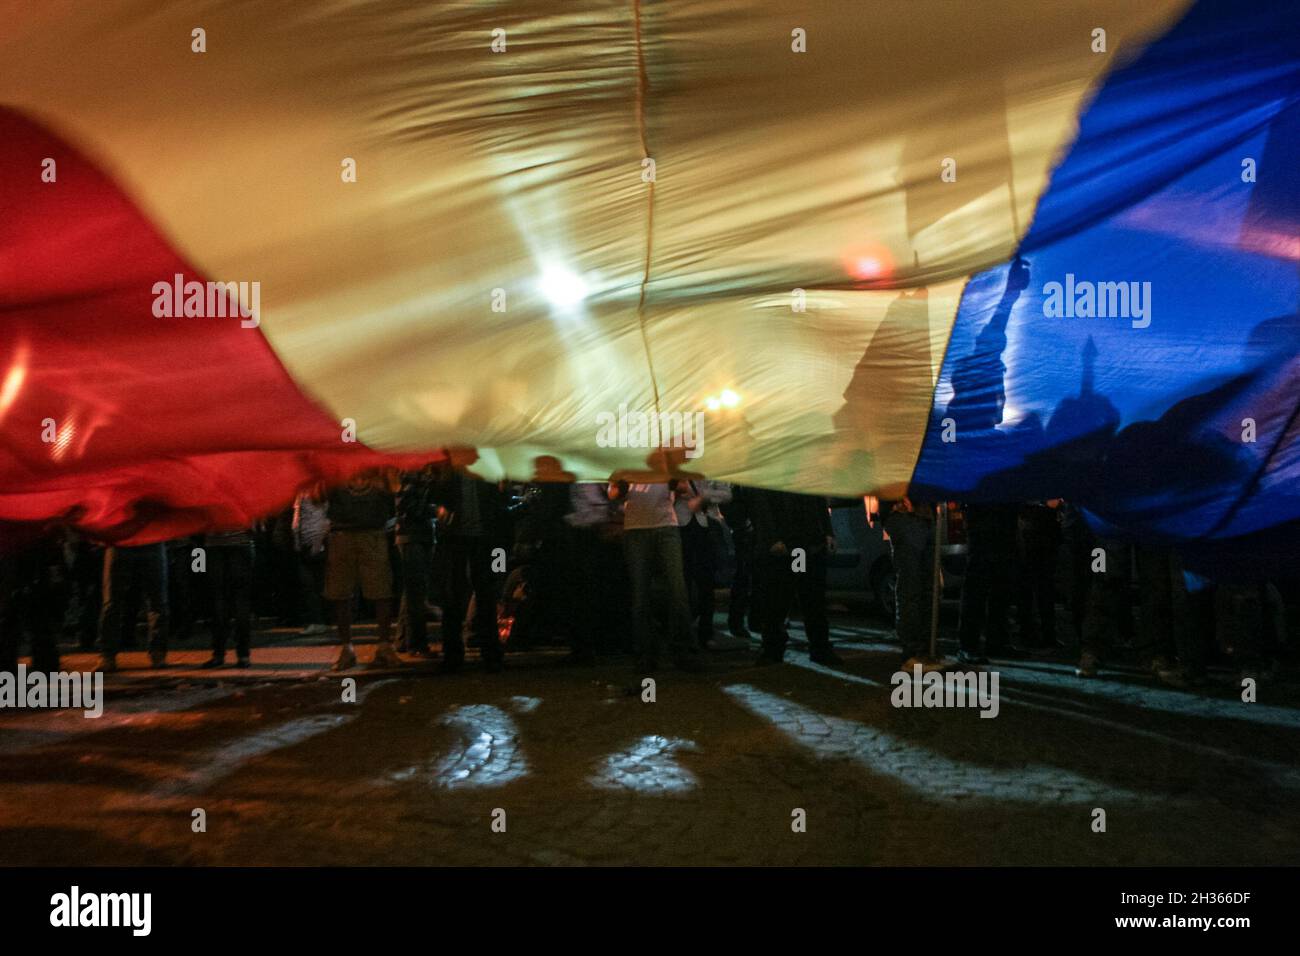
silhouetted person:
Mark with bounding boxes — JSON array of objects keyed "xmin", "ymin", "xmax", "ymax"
[
  {"xmin": 1015, "ymin": 500, "xmax": 1062, "ymax": 649},
  {"xmin": 883, "ymin": 497, "xmax": 935, "ymax": 664},
  {"xmin": 201, "ymin": 528, "xmax": 254, "ymax": 668},
  {"xmin": 611, "ymin": 476, "xmax": 699, "ymax": 673},
  {"xmin": 97, "ymin": 543, "xmax": 169, "ymax": 672},
  {"xmin": 395, "ymin": 463, "xmax": 441, "ymax": 655},
  {"xmin": 750, "ymin": 489, "xmax": 841, "ymax": 667},
  {"xmin": 325, "ymin": 471, "xmax": 397, "ymax": 671},
  {"xmin": 674, "ymin": 479, "xmax": 730, "ymax": 648},
  {"xmin": 434, "ymin": 465, "xmax": 511, "ymax": 673},
  {"xmin": 720, "ymin": 484, "xmax": 760, "ymax": 639}
]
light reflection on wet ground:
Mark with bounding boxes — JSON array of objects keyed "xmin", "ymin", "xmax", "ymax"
[
  {"xmin": 429, "ymin": 704, "xmax": 527, "ymax": 789},
  {"xmin": 589, "ymin": 735, "xmax": 698, "ymax": 794},
  {"xmin": 724, "ymin": 683, "xmax": 1143, "ymax": 804}
]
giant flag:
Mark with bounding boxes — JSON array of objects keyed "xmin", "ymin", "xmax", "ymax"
[{"xmin": 0, "ymin": 0, "xmax": 1297, "ymax": 567}]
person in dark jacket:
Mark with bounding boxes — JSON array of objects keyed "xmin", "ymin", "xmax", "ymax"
[
  {"xmin": 882, "ymin": 497, "xmax": 936, "ymax": 664},
  {"xmin": 0, "ymin": 530, "xmax": 64, "ymax": 675},
  {"xmin": 98, "ymin": 543, "xmax": 169, "ymax": 672},
  {"xmin": 956, "ymin": 501, "xmax": 1018, "ymax": 665},
  {"xmin": 201, "ymin": 528, "xmax": 255, "ymax": 668},
  {"xmin": 433, "ymin": 462, "xmax": 513, "ymax": 672},
  {"xmin": 750, "ymin": 489, "xmax": 841, "ymax": 666},
  {"xmin": 395, "ymin": 463, "xmax": 441, "ymax": 655},
  {"xmin": 720, "ymin": 484, "xmax": 760, "ymax": 639}
]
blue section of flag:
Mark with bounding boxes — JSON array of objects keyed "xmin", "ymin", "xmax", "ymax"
[{"xmin": 911, "ymin": 0, "xmax": 1300, "ymax": 571}]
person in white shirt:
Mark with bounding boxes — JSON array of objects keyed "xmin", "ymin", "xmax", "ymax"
[
  {"xmin": 292, "ymin": 490, "xmax": 330, "ymax": 636},
  {"xmin": 609, "ymin": 479, "xmax": 701, "ymax": 672}
]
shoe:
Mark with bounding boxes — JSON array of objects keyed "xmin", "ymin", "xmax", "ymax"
[
  {"xmin": 1075, "ymin": 651, "xmax": 1099, "ymax": 679},
  {"xmin": 300, "ymin": 623, "xmax": 329, "ymax": 636},
  {"xmin": 332, "ymin": 644, "xmax": 357, "ymax": 672},
  {"xmin": 96, "ymin": 654, "xmax": 117, "ymax": 674},
  {"xmin": 956, "ymin": 650, "xmax": 988, "ymax": 666},
  {"xmin": 408, "ymin": 645, "xmax": 432, "ymax": 657},
  {"xmin": 199, "ymin": 656, "xmax": 225, "ymax": 669},
  {"xmin": 729, "ymin": 624, "xmax": 753, "ymax": 640},
  {"xmin": 809, "ymin": 648, "xmax": 844, "ymax": 667},
  {"xmin": 753, "ymin": 652, "xmax": 783, "ymax": 667},
  {"xmin": 368, "ymin": 642, "xmax": 403, "ymax": 669},
  {"xmin": 236, "ymin": 656, "xmax": 251, "ymax": 669},
  {"xmin": 149, "ymin": 650, "xmax": 168, "ymax": 669}
]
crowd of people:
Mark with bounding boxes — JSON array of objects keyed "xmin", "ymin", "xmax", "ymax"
[{"xmin": 0, "ymin": 460, "xmax": 1290, "ymax": 692}]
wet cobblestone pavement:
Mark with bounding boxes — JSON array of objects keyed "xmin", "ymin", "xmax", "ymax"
[{"xmin": 2, "ymin": 615, "xmax": 1298, "ymax": 866}]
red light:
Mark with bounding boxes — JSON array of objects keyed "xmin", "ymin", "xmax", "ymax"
[{"xmin": 841, "ymin": 242, "xmax": 895, "ymax": 283}]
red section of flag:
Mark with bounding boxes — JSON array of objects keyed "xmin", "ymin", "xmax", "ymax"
[{"xmin": 0, "ymin": 107, "xmax": 432, "ymax": 545}]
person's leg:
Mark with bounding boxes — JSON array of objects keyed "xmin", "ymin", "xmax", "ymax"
[
  {"xmin": 679, "ymin": 526, "xmax": 700, "ymax": 632},
  {"xmin": 1078, "ymin": 542, "xmax": 1123, "ymax": 675},
  {"xmin": 1136, "ymin": 547, "xmax": 1175, "ymax": 664},
  {"xmin": 1034, "ymin": 543, "xmax": 1058, "ymax": 646},
  {"xmin": 142, "ymin": 544, "xmax": 169, "ymax": 665},
  {"xmin": 985, "ymin": 536, "xmax": 1015, "ymax": 653},
  {"xmin": 1174, "ymin": 572, "xmax": 1213, "ymax": 681},
  {"xmin": 1013, "ymin": 533, "xmax": 1038, "ymax": 646},
  {"xmin": 570, "ymin": 530, "xmax": 599, "ymax": 660},
  {"xmin": 168, "ymin": 544, "xmax": 193, "ymax": 644},
  {"xmin": 681, "ymin": 524, "xmax": 711, "ymax": 644},
  {"xmin": 296, "ymin": 548, "xmax": 325, "ymax": 629},
  {"xmin": 208, "ymin": 547, "xmax": 231, "ymax": 663},
  {"xmin": 886, "ymin": 514, "xmax": 930, "ymax": 659},
  {"xmin": 1068, "ymin": 537, "xmax": 1091, "ymax": 647},
  {"xmin": 439, "ymin": 536, "xmax": 470, "ymax": 666},
  {"xmin": 375, "ymin": 598, "xmax": 393, "ymax": 645},
  {"xmin": 400, "ymin": 542, "xmax": 430, "ymax": 652},
  {"xmin": 624, "ymin": 530, "xmax": 656, "ymax": 669},
  {"xmin": 1220, "ymin": 582, "xmax": 1264, "ymax": 676},
  {"xmin": 97, "ymin": 547, "xmax": 128, "ymax": 667},
  {"xmin": 334, "ymin": 599, "xmax": 352, "ymax": 644},
  {"xmin": 695, "ymin": 526, "xmax": 717, "ymax": 645},
  {"xmin": 231, "ymin": 545, "xmax": 254, "ymax": 663},
  {"xmin": 891, "ymin": 544, "xmax": 921, "ymax": 657},
  {"xmin": 469, "ymin": 539, "xmax": 504, "ymax": 666},
  {"xmin": 799, "ymin": 551, "xmax": 833, "ymax": 660},
  {"xmin": 357, "ymin": 531, "xmax": 396, "ymax": 666},
  {"xmin": 957, "ymin": 542, "xmax": 990, "ymax": 657},
  {"xmin": 323, "ymin": 532, "xmax": 358, "ymax": 668},
  {"xmin": 758, "ymin": 553, "xmax": 793, "ymax": 661},
  {"xmin": 653, "ymin": 526, "xmax": 697, "ymax": 664},
  {"xmin": 728, "ymin": 528, "xmax": 752, "ymax": 636},
  {"xmin": 0, "ymin": 553, "xmax": 21, "ymax": 676}
]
